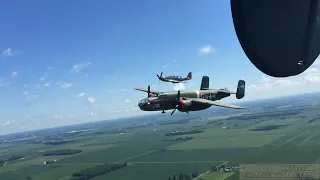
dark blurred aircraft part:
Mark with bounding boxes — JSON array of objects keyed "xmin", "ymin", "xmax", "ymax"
[
  {"xmin": 231, "ymin": 0, "xmax": 320, "ymax": 77},
  {"xmin": 236, "ymin": 80, "xmax": 245, "ymax": 99}
]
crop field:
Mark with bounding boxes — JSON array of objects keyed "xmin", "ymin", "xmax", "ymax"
[
  {"xmin": 2, "ymin": 94, "xmax": 320, "ymax": 180},
  {"xmin": 92, "ymin": 163, "xmax": 220, "ymax": 180},
  {"xmin": 167, "ymin": 132, "xmax": 283, "ymax": 150},
  {"xmin": 202, "ymin": 172, "xmax": 235, "ymax": 180}
]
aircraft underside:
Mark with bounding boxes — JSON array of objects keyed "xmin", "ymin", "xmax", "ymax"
[{"xmin": 140, "ymin": 101, "xmax": 211, "ymax": 112}]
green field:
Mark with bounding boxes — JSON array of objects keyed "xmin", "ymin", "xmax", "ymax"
[
  {"xmin": 202, "ymin": 172, "xmax": 234, "ymax": 180},
  {"xmin": 2, "ymin": 96, "xmax": 320, "ymax": 180}
]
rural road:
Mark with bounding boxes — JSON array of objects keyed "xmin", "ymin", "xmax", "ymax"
[
  {"xmin": 277, "ymin": 131, "xmax": 305, "ymax": 147},
  {"xmin": 297, "ymin": 133, "xmax": 318, "ymax": 146}
]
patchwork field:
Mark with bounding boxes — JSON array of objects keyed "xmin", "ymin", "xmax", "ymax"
[{"xmin": 2, "ymin": 95, "xmax": 320, "ymax": 180}]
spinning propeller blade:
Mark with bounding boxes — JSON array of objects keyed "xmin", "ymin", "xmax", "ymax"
[
  {"xmin": 170, "ymin": 90, "xmax": 180, "ymax": 116},
  {"xmin": 170, "ymin": 108, "xmax": 176, "ymax": 115},
  {"xmin": 157, "ymin": 72, "xmax": 163, "ymax": 79}
]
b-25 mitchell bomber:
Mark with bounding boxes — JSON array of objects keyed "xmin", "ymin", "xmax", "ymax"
[
  {"xmin": 135, "ymin": 76, "xmax": 246, "ymax": 115},
  {"xmin": 157, "ymin": 72, "xmax": 192, "ymax": 83}
]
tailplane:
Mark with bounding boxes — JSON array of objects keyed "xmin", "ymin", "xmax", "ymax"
[
  {"xmin": 236, "ymin": 80, "xmax": 245, "ymax": 99},
  {"xmin": 200, "ymin": 76, "xmax": 209, "ymax": 90}
]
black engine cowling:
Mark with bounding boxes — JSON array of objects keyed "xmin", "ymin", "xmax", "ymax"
[{"xmin": 177, "ymin": 100, "xmax": 192, "ymax": 112}]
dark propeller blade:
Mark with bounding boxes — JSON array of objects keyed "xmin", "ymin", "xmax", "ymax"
[
  {"xmin": 157, "ymin": 72, "xmax": 163, "ymax": 79},
  {"xmin": 171, "ymin": 90, "xmax": 181, "ymax": 115},
  {"xmin": 171, "ymin": 108, "xmax": 176, "ymax": 115},
  {"xmin": 147, "ymin": 85, "xmax": 150, "ymax": 97}
]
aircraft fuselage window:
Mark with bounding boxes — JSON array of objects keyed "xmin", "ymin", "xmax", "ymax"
[{"xmin": 159, "ymin": 95, "xmax": 167, "ymax": 99}]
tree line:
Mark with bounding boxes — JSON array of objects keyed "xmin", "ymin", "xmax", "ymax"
[
  {"xmin": 227, "ymin": 110, "xmax": 301, "ymax": 121},
  {"xmin": 162, "ymin": 137, "xmax": 194, "ymax": 142},
  {"xmin": 7, "ymin": 155, "xmax": 25, "ymax": 161},
  {"xmin": 165, "ymin": 130, "xmax": 204, "ymax": 136},
  {"xmin": 168, "ymin": 172, "xmax": 200, "ymax": 180},
  {"xmin": 72, "ymin": 162, "xmax": 127, "ymax": 179},
  {"xmin": 0, "ymin": 154, "xmax": 25, "ymax": 166},
  {"xmin": 43, "ymin": 140, "xmax": 73, "ymax": 145},
  {"xmin": 42, "ymin": 149, "xmax": 82, "ymax": 156}
]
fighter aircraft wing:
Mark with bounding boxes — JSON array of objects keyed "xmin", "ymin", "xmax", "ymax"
[
  {"xmin": 134, "ymin": 88, "xmax": 162, "ymax": 95},
  {"xmin": 168, "ymin": 79, "xmax": 184, "ymax": 83},
  {"xmin": 191, "ymin": 98, "xmax": 246, "ymax": 109}
]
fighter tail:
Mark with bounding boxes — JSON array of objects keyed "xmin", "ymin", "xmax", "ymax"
[{"xmin": 187, "ymin": 72, "xmax": 192, "ymax": 79}]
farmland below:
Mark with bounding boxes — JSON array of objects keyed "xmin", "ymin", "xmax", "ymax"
[{"xmin": 1, "ymin": 93, "xmax": 320, "ymax": 180}]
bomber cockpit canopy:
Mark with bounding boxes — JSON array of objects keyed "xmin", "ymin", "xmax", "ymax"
[{"xmin": 138, "ymin": 97, "xmax": 157, "ymax": 105}]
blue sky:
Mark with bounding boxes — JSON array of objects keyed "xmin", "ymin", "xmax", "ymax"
[{"xmin": 1, "ymin": 0, "xmax": 320, "ymax": 134}]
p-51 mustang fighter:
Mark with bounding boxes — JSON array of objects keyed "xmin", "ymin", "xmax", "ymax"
[
  {"xmin": 157, "ymin": 72, "xmax": 192, "ymax": 84},
  {"xmin": 135, "ymin": 76, "xmax": 246, "ymax": 115}
]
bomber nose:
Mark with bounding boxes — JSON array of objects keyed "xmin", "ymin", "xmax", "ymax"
[{"xmin": 138, "ymin": 102, "xmax": 145, "ymax": 110}]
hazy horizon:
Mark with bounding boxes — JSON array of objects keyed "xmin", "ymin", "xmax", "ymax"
[{"xmin": 1, "ymin": 91, "xmax": 318, "ymax": 136}]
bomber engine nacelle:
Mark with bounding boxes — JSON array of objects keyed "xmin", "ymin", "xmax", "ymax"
[
  {"xmin": 171, "ymin": 91, "xmax": 193, "ymax": 115},
  {"xmin": 177, "ymin": 99, "xmax": 192, "ymax": 112}
]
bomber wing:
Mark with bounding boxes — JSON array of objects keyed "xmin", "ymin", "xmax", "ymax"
[
  {"xmin": 191, "ymin": 98, "xmax": 246, "ymax": 109},
  {"xmin": 217, "ymin": 89, "xmax": 236, "ymax": 94},
  {"xmin": 200, "ymin": 88, "xmax": 235, "ymax": 94},
  {"xmin": 134, "ymin": 88, "xmax": 162, "ymax": 95}
]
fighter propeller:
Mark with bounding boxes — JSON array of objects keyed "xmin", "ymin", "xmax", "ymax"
[
  {"xmin": 156, "ymin": 72, "xmax": 163, "ymax": 79},
  {"xmin": 156, "ymin": 72, "xmax": 163, "ymax": 85}
]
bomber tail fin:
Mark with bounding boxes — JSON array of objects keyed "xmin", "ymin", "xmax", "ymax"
[
  {"xmin": 200, "ymin": 76, "xmax": 209, "ymax": 90},
  {"xmin": 187, "ymin": 72, "xmax": 192, "ymax": 79},
  {"xmin": 236, "ymin": 80, "xmax": 245, "ymax": 99}
]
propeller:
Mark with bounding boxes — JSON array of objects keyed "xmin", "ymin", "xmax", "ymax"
[
  {"xmin": 156, "ymin": 72, "xmax": 163, "ymax": 78},
  {"xmin": 156, "ymin": 72, "xmax": 163, "ymax": 85},
  {"xmin": 170, "ymin": 90, "xmax": 180, "ymax": 115}
]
